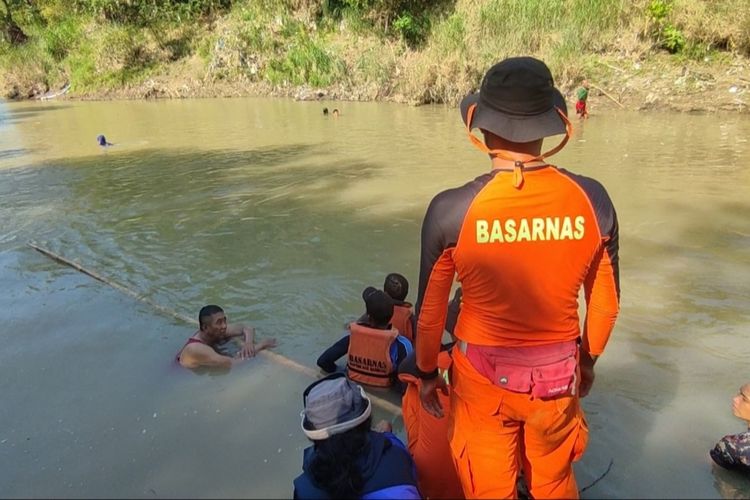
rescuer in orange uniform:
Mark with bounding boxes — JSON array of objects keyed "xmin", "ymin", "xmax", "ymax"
[
  {"xmin": 398, "ymin": 288, "xmax": 465, "ymax": 499},
  {"xmin": 414, "ymin": 57, "xmax": 620, "ymax": 499}
]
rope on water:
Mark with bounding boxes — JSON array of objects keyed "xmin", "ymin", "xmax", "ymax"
[
  {"xmin": 27, "ymin": 242, "xmax": 403, "ymax": 416},
  {"xmin": 581, "ymin": 458, "xmax": 614, "ymax": 493}
]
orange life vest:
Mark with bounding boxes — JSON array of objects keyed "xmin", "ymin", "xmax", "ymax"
[
  {"xmin": 347, "ymin": 323, "xmax": 398, "ymax": 387},
  {"xmin": 391, "ymin": 303, "xmax": 415, "ymax": 342}
]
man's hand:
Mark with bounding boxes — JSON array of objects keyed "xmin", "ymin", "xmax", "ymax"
[
  {"xmin": 234, "ymin": 326, "xmax": 257, "ymax": 359},
  {"xmin": 237, "ymin": 341, "xmax": 256, "ymax": 359},
  {"xmin": 256, "ymin": 338, "xmax": 278, "ymax": 351},
  {"xmin": 579, "ymin": 350, "xmax": 597, "ymax": 398},
  {"xmin": 373, "ymin": 420, "xmax": 393, "ymax": 433},
  {"xmin": 419, "ymin": 375, "xmax": 448, "ymax": 418}
]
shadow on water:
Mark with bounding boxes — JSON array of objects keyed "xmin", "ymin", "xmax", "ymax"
[
  {"xmin": 0, "ymin": 148, "xmax": 30, "ymax": 160},
  {"xmin": 0, "ymin": 104, "xmax": 70, "ymax": 125},
  {"xmin": 711, "ymin": 464, "xmax": 750, "ymax": 499},
  {"xmin": 0, "ymin": 143, "xmax": 426, "ymax": 369}
]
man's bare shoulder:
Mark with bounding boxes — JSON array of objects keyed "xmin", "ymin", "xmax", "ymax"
[{"xmin": 179, "ymin": 341, "xmax": 220, "ymax": 369}]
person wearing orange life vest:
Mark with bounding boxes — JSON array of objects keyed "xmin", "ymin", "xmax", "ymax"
[
  {"xmin": 354, "ymin": 273, "xmax": 415, "ymax": 341},
  {"xmin": 383, "ymin": 273, "xmax": 416, "ymax": 342},
  {"xmin": 415, "ymin": 57, "xmax": 620, "ymax": 499},
  {"xmin": 354, "ymin": 273, "xmax": 416, "ymax": 344},
  {"xmin": 317, "ymin": 287, "xmax": 413, "ymax": 388}
]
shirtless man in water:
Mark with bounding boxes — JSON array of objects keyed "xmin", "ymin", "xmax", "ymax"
[{"xmin": 177, "ymin": 305, "xmax": 277, "ymax": 369}]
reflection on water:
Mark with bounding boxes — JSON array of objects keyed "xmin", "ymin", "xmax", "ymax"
[
  {"xmin": 713, "ymin": 464, "xmax": 750, "ymax": 499},
  {"xmin": 0, "ymin": 98, "xmax": 749, "ymax": 497}
]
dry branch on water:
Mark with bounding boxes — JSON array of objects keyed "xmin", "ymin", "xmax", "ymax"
[
  {"xmin": 590, "ymin": 83, "xmax": 625, "ymax": 109},
  {"xmin": 581, "ymin": 458, "xmax": 614, "ymax": 493}
]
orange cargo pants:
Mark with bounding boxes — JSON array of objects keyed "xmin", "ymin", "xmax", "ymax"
[{"xmin": 448, "ymin": 349, "xmax": 589, "ymax": 499}]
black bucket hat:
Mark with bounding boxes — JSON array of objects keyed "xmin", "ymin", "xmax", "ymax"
[{"xmin": 460, "ymin": 57, "xmax": 568, "ymax": 143}]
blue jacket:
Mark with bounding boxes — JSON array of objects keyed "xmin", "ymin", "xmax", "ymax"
[{"xmin": 293, "ymin": 431, "xmax": 420, "ymax": 499}]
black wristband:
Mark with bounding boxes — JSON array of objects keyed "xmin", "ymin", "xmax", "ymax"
[{"xmin": 416, "ymin": 367, "xmax": 439, "ymax": 380}]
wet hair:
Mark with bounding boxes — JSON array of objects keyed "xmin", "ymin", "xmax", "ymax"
[
  {"xmin": 362, "ymin": 287, "xmax": 394, "ymax": 328},
  {"xmin": 323, "ymin": 107, "xmax": 329, "ymax": 115},
  {"xmin": 97, "ymin": 135, "xmax": 108, "ymax": 146},
  {"xmin": 308, "ymin": 417, "xmax": 372, "ymax": 499},
  {"xmin": 198, "ymin": 305, "xmax": 224, "ymax": 329},
  {"xmin": 383, "ymin": 273, "xmax": 408, "ymax": 301}
]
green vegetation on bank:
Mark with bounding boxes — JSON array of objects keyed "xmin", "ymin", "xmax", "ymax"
[{"xmin": 1, "ymin": 0, "xmax": 749, "ymax": 102}]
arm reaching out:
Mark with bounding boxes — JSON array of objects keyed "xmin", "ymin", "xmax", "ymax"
[{"xmin": 253, "ymin": 337, "xmax": 278, "ymax": 354}]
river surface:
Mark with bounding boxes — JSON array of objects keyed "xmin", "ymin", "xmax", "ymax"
[{"xmin": 0, "ymin": 98, "xmax": 749, "ymax": 498}]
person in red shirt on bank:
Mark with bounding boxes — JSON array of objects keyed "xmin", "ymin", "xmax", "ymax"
[{"xmin": 414, "ymin": 57, "xmax": 620, "ymax": 499}]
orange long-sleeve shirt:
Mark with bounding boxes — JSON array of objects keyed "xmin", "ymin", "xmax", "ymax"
[{"xmin": 415, "ymin": 165, "xmax": 620, "ymax": 376}]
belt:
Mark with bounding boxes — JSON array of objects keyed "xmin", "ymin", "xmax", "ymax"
[{"xmin": 457, "ymin": 338, "xmax": 580, "ymax": 355}]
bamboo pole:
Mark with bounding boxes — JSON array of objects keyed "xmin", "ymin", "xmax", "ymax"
[
  {"xmin": 27, "ymin": 242, "xmax": 402, "ymax": 416},
  {"xmin": 590, "ymin": 83, "xmax": 626, "ymax": 109}
]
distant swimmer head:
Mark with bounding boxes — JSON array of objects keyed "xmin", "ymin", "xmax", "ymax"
[
  {"xmin": 362, "ymin": 286, "xmax": 394, "ymax": 327},
  {"xmin": 323, "ymin": 107, "xmax": 329, "ymax": 115},
  {"xmin": 97, "ymin": 135, "xmax": 112, "ymax": 147},
  {"xmin": 383, "ymin": 273, "xmax": 409, "ymax": 302},
  {"xmin": 332, "ymin": 108, "xmax": 339, "ymax": 117}
]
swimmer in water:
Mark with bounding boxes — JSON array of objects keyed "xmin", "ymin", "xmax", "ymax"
[
  {"xmin": 175, "ymin": 305, "xmax": 277, "ymax": 370},
  {"xmin": 97, "ymin": 135, "xmax": 113, "ymax": 147},
  {"xmin": 711, "ymin": 383, "xmax": 750, "ymax": 473},
  {"xmin": 323, "ymin": 107, "xmax": 329, "ymax": 116}
]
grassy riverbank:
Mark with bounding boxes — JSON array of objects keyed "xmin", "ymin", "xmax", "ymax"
[{"xmin": 1, "ymin": 0, "xmax": 749, "ymax": 111}]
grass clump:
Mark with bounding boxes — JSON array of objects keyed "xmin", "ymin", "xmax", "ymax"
[
  {"xmin": 1, "ymin": 0, "xmax": 749, "ymax": 101},
  {"xmin": 266, "ymin": 34, "xmax": 345, "ymax": 87}
]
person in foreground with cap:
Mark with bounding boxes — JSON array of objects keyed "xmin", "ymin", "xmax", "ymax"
[
  {"xmin": 414, "ymin": 56, "xmax": 620, "ymax": 498},
  {"xmin": 316, "ymin": 287, "xmax": 413, "ymax": 388},
  {"xmin": 293, "ymin": 373, "xmax": 420, "ymax": 499}
]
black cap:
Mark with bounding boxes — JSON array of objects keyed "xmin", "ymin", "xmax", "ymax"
[{"xmin": 460, "ymin": 56, "xmax": 568, "ymax": 143}]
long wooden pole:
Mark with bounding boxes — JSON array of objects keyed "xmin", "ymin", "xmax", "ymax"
[{"xmin": 27, "ymin": 242, "xmax": 402, "ymax": 416}]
